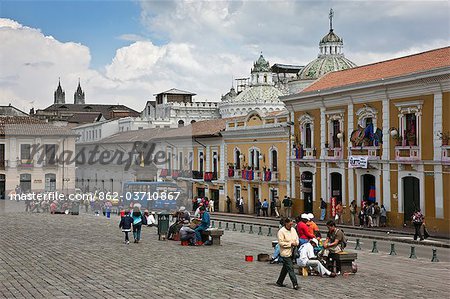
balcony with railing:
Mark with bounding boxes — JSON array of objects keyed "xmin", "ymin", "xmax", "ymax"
[
  {"xmin": 178, "ymin": 170, "xmax": 192, "ymax": 178},
  {"xmin": 441, "ymin": 146, "xmax": 450, "ymax": 164},
  {"xmin": 291, "ymin": 146, "xmax": 316, "ymax": 160},
  {"xmin": 42, "ymin": 159, "xmax": 58, "ymax": 169},
  {"xmin": 204, "ymin": 172, "xmax": 217, "ymax": 181},
  {"xmin": 171, "ymin": 170, "xmax": 181, "ymax": 179},
  {"xmin": 324, "ymin": 147, "xmax": 343, "ymax": 160},
  {"xmin": 17, "ymin": 159, "xmax": 34, "ymax": 168},
  {"xmin": 192, "ymin": 170, "xmax": 204, "ymax": 180},
  {"xmin": 395, "ymin": 146, "xmax": 420, "ymax": 161},
  {"xmin": 349, "ymin": 146, "xmax": 381, "ymax": 160},
  {"xmin": 160, "ymin": 168, "xmax": 169, "ymax": 178}
]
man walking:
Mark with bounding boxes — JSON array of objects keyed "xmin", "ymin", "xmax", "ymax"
[
  {"xmin": 262, "ymin": 199, "xmax": 269, "ymax": 217},
  {"xmin": 275, "ymin": 218, "xmax": 299, "ymax": 290},
  {"xmin": 282, "ymin": 196, "xmax": 292, "ymax": 218},
  {"xmin": 320, "ymin": 198, "xmax": 327, "ymax": 221},
  {"xmin": 239, "ymin": 197, "xmax": 244, "ymax": 214}
]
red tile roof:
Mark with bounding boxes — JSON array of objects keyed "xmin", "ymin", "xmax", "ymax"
[{"xmin": 302, "ymin": 46, "xmax": 450, "ymax": 93}]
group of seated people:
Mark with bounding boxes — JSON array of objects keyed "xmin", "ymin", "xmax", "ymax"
[
  {"xmin": 167, "ymin": 206, "xmax": 210, "ymax": 245},
  {"xmin": 272, "ymin": 213, "xmax": 346, "ymax": 277}
]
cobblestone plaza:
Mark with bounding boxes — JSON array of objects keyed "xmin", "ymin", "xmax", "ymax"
[{"xmin": 1, "ymin": 208, "xmax": 449, "ymax": 298}]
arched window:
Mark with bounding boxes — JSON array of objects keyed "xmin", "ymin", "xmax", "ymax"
[
  {"xmin": 298, "ymin": 113, "xmax": 314, "ymax": 149},
  {"xmin": 271, "ymin": 149, "xmax": 278, "ymax": 171},
  {"xmin": 234, "ymin": 149, "xmax": 241, "ymax": 169}
]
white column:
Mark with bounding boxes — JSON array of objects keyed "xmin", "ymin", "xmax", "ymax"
[
  {"xmin": 220, "ymin": 142, "xmax": 225, "ymax": 180},
  {"xmin": 347, "ymin": 103, "xmax": 355, "ymax": 205},
  {"xmin": 382, "ymin": 98, "xmax": 391, "ymax": 211},
  {"xmin": 434, "ymin": 92, "xmax": 444, "ymax": 218},
  {"xmin": 320, "ymin": 107, "xmax": 327, "ymax": 201},
  {"xmin": 205, "ymin": 145, "xmax": 210, "ymax": 172},
  {"xmin": 320, "ymin": 107, "xmax": 326, "ymax": 158},
  {"xmin": 289, "ymin": 111, "xmax": 294, "ymax": 198}
]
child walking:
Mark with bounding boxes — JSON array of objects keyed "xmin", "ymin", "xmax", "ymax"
[{"xmin": 119, "ymin": 210, "xmax": 133, "ymax": 244}]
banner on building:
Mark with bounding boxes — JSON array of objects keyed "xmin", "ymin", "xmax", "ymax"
[{"xmin": 348, "ymin": 156, "xmax": 368, "ymax": 169}]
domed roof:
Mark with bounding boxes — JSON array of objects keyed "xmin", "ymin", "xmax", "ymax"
[
  {"xmin": 320, "ymin": 29, "xmax": 342, "ymax": 44},
  {"xmin": 251, "ymin": 54, "xmax": 270, "ymax": 73},
  {"xmin": 298, "ymin": 55, "xmax": 356, "ymax": 80},
  {"xmin": 232, "ymin": 85, "xmax": 283, "ymax": 103},
  {"xmin": 298, "ymin": 9, "xmax": 356, "ymax": 80}
]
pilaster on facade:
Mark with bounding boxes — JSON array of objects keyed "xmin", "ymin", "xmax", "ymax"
[
  {"xmin": 205, "ymin": 146, "xmax": 210, "ymax": 172},
  {"xmin": 382, "ymin": 98, "xmax": 390, "ymax": 160},
  {"xmin": 433, "ymin": 92, "xmax": 443, "ymax": 161},
  {"xmin": 320, "ymin": 107, "xmax": 326, "ymax": 159}
]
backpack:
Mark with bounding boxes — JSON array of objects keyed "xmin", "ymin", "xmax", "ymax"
[{"xmin": 336, "ymin": 228, "xmax": 348, "ymax": 249}]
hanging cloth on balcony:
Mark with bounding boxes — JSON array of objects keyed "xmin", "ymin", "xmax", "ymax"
[{"xmin": 368, "ymin": 185, "xmax": 376, "ymax": 202}]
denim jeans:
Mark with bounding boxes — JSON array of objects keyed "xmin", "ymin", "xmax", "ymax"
[
  {"xmin": 320, "ymin": 208, "xmax": 326, "ymax": 220},
  {"xmin": 133, "ymin": 224, "xmax": 142, "ymax": 240}
]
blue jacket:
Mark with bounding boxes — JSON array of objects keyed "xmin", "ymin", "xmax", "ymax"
[
  {"xmin": 119, "ymin": 215, "xmax": 133, "ymax": 230},
  {"xmin": 199, "ymin": 211, "xmax": 210, "ymax": 229}
]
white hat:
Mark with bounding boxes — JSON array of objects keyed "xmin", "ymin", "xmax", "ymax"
[
  {"xmin": 179, "ymin": 206, "xmax": 186, "ymax": 212},
  {"xmin": 307, "ymin": 213, "xmax": 314, "ymax": 220},
  {"xmin": 301, "ymin": 213, "xmax": 308, "ymax": 219},
  {"xmin": 311, "ymin": 238, "xmax": 319, "ymax": 246}
]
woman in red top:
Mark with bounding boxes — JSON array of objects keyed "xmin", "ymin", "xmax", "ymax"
[{"xmin": 296, "ymin": 214, "xmax": 316, "ymax": 245}]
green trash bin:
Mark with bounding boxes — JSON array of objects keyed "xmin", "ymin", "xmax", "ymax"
[
  {"xmin": 157, "ymin": 212, "xmax": 170, "ymax": 240},
  {"xmin": 71, "ymin": 201, "xmax": 80, "ymax": 215}
]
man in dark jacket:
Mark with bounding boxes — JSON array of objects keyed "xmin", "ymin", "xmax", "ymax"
[{"xmin": 119, "ymin": 210, "xmax": 133, "ymax": 244}]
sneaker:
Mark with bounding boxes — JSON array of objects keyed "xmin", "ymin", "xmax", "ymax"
[
  {"xmin": 126, "ymin": 241, "xmax": 130, "ymax": 245},
  {"xmin": 293, "ymin": 285, "xmax": 299, "ymax": 290},
  {"xmin": 275, "ymin": 282, "xmax": 286, "ymax": 287},
  {"xmin": 329, "ymin": 272, "xmax": 337, "ymax": 278}
]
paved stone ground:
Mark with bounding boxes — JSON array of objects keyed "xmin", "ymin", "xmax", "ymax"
[{"xmin": 1, "ymin": 211, "xmax": 450, "ymax": 299}]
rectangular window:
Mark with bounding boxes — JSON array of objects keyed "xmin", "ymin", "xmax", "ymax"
[
  {"xmin": 179, "ymin": 152, "xmax": 183, "ymax": 170},
  {"xmin": 405, "ymin": 113, "xmax": 417, "ymax": 146},
  {"xmin": 0, "ymin": 144, "xmax": 5, "ymax": 169},
  {"xmin": 250, "ymin": 149, "xmax": 255, "ymax": 168},
  {"xmin": 305, "ymin": 123, "xmax": 312, "ymax": 148},
  {"xmin": 21, "ymin": 144, "xmax": 31, "ymax": 160},
  {"xmin": 213, "ymin": 151, "xmax": 218, "ymax": 175},
  {"xmin": 332, "ymin": 120, "xmax": 340, "ymax": 148},
  {"xmin": 167, "ymin": 153, "xmax": 172, "ymax": 173},
  {"xmin": 45, "ymin": 144, "xmax": 56, "ymax": 165},
  {"xmin": 271, "ymin": 150, "xmax": 278, "ymax": 172},
  {"xmin": 199, "ymin": 152, "xmax": 204, "ymax": 173},
  {"xmin": 235, "ymin": 185, "xmax": 241, "ymax": 200},
  {"xmin": 255, "ymin": 150, "xmax": 260, "ymax": 170}
]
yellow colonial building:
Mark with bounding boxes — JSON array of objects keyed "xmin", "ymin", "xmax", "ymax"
[
  {"xmin": 282, "ymin": 47, "xmax": 450, "ymax": 233},
  {"xmin": 154, "ymin": 119, "xmax": 228, "ymax": 211},
  {"xmin": 223, "ymin": 111, "xmax": 291, "ymax": 214}
]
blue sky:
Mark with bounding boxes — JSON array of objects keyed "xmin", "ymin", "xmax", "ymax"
[
  {"xmin": 0, "ymin": 1, "xmax": 448, "ymax": 111},
  {"xmin": 1, "ymin": 0, "xmax": 147, "ymax": 68}
]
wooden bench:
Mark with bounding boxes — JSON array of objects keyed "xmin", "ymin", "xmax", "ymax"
[
  {"xmin": 201, "ymin": 228, "xmax": 224, "ymax": 245},
  {"xmin": 329, "ymin": 251, "xmax": 357, "ymax": 274}
]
